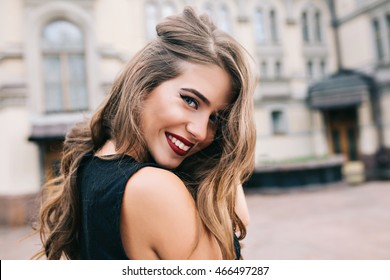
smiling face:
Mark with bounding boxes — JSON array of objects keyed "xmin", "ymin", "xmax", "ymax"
[{"xmin": 140, "ymin": 62, "xmax": 233, "ymax": 169}]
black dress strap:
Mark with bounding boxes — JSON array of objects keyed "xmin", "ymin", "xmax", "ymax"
[{"xmin": 234, "ymin": 233, "xmax": 241, "ymax": 260}]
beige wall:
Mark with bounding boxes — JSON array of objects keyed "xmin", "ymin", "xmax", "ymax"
[
  {"xmin": 339, "ymin": 15, "xmax": 375, "ymax": 69},
  {"xmin": 255, "ymin": 103, "xmax": 317, "ymax": 162},
  {"xmin": 381, "ymin": 94, "xmax": 390, "ymax": 147},
  {"xmin": 358, "ymin": 97, "xmax": 380, "ymax": 154},
  {"xmin": 0, "ymin": 0, "xmax": 24, "ymax": 44},
  {"xmin": 0, "ymin": 108, "xmax": 40, "ymax": 195}
]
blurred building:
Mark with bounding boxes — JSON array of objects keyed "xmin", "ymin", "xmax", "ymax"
[{"xmin": 0, "ymin": 0, "xmax": 389, "ymax": 225}]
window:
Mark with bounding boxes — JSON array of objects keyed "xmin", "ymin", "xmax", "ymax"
[
  {"xmin": 271, "ymin": 110, "xmax": 287, "ymax": 135},
  {"xmin": 315, "ymin": 11, "xmax": 322, "ymax": 42},
  {"xmin": 301, "ymin": 7, "xmax": 323, "ymax": 44},
  {"xmin": 270, "ymin": 10, "xmax": 278, "ymax": 42},
  {"xmin": 387, "ymin": 15, "xmax": 390, "ymax": 56},
  {"xmin": 254, "ymin": 9, "xmax": 266, "ymax": 43},
  {"xmin": 373, "ymin": 19, "xmax": 384, "ymax": 60},
  {"xmin": 254, "ymin": 7, "xmax": 279, "ymax": 44},
  {"xmin": 42, "ymin": 20, "xmax": 88, "ymax": 113},
  {"xmin": 307, "ymin": 60, "xmax": 313, "ymax": 78},
  {"xmin": 275, "ymin": 61, "xmax": 282, "ymax": 78},
  {"xmin": 302, "ymin": 12, "xmax": 309, "ymax": 42}
]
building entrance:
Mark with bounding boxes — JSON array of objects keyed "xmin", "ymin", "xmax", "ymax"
[{"xmin": 324, "ymin": 107, "xmax": 359, "ymax": 161}]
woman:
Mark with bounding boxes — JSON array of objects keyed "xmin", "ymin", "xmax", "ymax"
[{"xmin": 35, "ymin": 6, "xmax": 256, "ymax": 260}]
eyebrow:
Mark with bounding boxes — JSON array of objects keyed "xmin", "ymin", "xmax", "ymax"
[{"xmin": 181, "ymin": 88, "xmax": 210, "ymax": 106}]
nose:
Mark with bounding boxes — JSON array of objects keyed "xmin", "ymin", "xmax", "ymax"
[{"xmin": 186, "ymin": 117, "xmax": 209, "ymax": 142}]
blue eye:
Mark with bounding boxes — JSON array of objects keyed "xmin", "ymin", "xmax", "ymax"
[{"xmin": 181, "ymin": 95, "xmax": 199, "ymax": 109}]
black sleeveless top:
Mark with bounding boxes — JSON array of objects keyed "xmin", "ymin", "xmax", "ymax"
[{"xmin": 77, "ymin": 153, "xmax": 241, "ymax": 259}]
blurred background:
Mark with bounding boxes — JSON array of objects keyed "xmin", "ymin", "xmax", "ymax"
[{"xmin": 0, "ymin": 0, "xmax": 389, "ymax": 259}]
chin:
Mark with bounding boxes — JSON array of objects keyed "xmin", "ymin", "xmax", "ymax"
[{"xmin": 154, "ymin": 157, "xmax": 182, "ymax": 170}]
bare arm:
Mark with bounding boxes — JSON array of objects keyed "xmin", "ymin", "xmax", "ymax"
[
  {"xmin": 120, "ymin": 167, "xmax": 222, "ymax": 260},
  {"xmin": 235, "ymin": 184, "xmax": 250, "ymax": 227}
]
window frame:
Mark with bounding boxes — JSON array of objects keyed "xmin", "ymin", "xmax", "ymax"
[{"xmin": 42, "ymin": 19, "xmax": 88, "ymax": 113}]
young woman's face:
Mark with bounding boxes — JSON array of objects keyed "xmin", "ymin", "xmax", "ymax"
[{"xmin": 141, "ymin": 62, "xmax": 233, "ymax": 169}]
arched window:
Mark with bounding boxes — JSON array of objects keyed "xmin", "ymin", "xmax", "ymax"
[
  {"xmin": 270, "ymin": 10, "xmax": 278, "ymax": 42},
  {"xmin": 302, "ymin": 6, "xmax": 324, "ymax": 44},
  {"xmin": 254, "ymin": 9, "xmax": 266, "ymax": 43},
  {"xmin": 42, "ymin": 20, "xmax": 88, "ymax": 113},
  {"xmin": 302, "ymin": 12, "xmax": 309, "ymax": 42},
  {"xmin": 145, "ymin": 2, "xmax": 158, "ymax": 39}
]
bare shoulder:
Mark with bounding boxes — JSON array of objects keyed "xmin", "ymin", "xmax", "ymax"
[
  {"xmin": 121, "ymin": 166, "xmax": 221, "ymax": 259},
  {"xmin": 126, "ymin": 166, "xmax": 193, "ymax": 203}
]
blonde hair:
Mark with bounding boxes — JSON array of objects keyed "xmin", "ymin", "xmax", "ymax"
[{"xmin": 34, "ymin": 6, "xmax": 256, "ymax": 260}]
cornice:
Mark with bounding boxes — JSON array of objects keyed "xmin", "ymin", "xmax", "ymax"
[
  {"xmin": 336, "ymin": 0, "xmax": 389, "ymax": 26},
  {"xmin": 23, "ymin": 0, "xmax": 96, "ymax": 10}
]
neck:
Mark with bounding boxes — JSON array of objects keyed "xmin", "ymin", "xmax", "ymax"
[{"xmin": 95, "ymin": 140, "xmax": 117, "ymax": 157}]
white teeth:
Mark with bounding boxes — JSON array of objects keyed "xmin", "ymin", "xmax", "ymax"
[{"xmin": 167, "ymin": 134, "xmax": 190, "ymax": 152}]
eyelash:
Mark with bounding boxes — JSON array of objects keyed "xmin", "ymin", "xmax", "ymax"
[
  {"xmin": 180, "ymin": 93, "xmax": 220, "ymax": 126},
  {"xmin": 180, "ymin": 94, "xmax": 199, "ymax": 109}
]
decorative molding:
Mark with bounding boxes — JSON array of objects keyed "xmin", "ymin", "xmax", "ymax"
[
  {"xmin": 23, "ymin": 0, "xmax": 96, "ymax": 10},
  {"xmin": 0, "ymin": 83, "xmax": 27, "ymax": 109},
  {"xmin": 302, "ymin": 45, "xmax": 328, "ymax": 57},
  {"xmin": 0, "ymin": 46, "xmax": 24, "ymax": 62}
]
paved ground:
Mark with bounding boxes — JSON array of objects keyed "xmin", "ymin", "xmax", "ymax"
[{"xmin": 0, "ymin": 181, "xmax": 389, "ymax": 260}]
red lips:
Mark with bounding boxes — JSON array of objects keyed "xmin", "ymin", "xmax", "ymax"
[{"xmin": 165, "ymin": 132, "xmax": 194, "ymax": 156}]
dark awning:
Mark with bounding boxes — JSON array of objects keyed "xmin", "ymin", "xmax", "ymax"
[
  {"xmin": 28, "ymin": 123, "xmax": 74, "ymax": 142},
  {"xmin": 307, "ymin": 69, "xmax": 372, "ymax": 109}
]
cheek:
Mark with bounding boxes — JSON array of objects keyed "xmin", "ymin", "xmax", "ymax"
[{"xmin": 200, "ymin": 127, "xmax": 217, "ymax": 149}]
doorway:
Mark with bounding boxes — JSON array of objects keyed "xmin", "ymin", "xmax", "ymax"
[
  {"xmin": 324, "ymin": 107, "xmax": 359, "ymax": 161},
  {"xmin": 43, "ymin": 140, "xmax": 63, "ymax": 181}
]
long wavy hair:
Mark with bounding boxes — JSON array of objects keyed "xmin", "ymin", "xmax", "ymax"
[{"xmin": 34, "ymin": 6, "xmax": 256, "ymax": 260}]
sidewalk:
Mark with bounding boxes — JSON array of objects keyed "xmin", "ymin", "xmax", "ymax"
[
  {"xmin": 0, "ymin": 181, "xmax": 389, "ymax": 260},
  {"xmin": 242, "ymin": 181, "xmax": 390, "ymax": 259}
]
